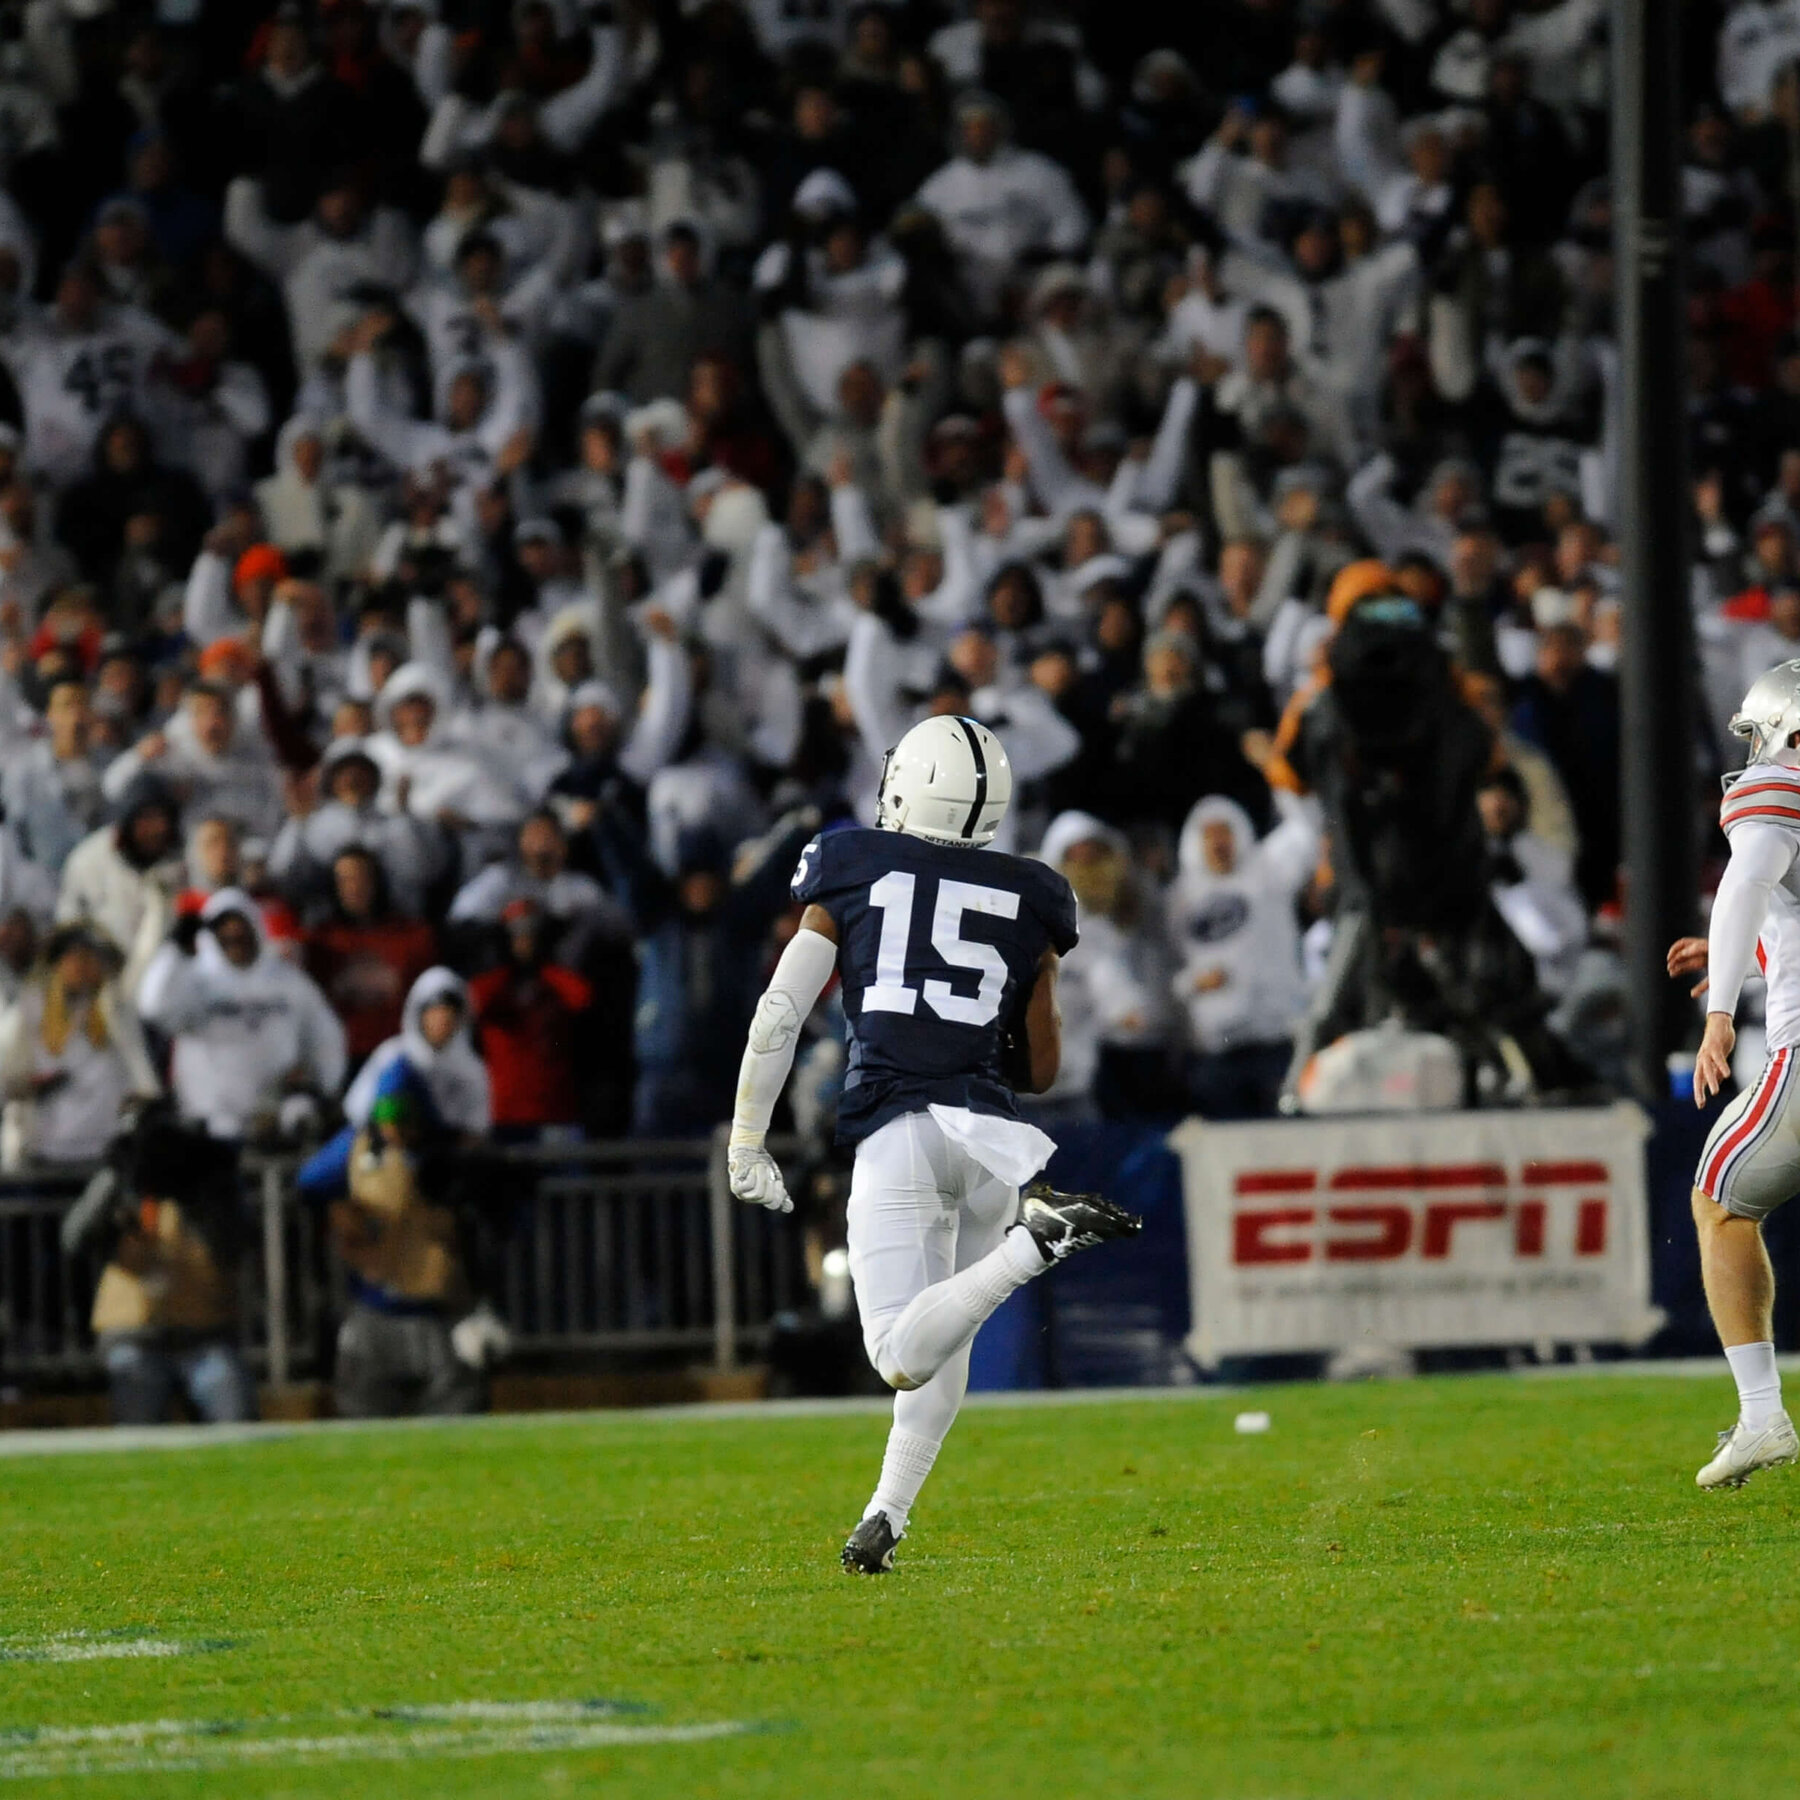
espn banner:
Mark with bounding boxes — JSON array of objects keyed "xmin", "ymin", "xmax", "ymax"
[{"xmin": 1168, "ymin": 1103, "xmax": 1662, "ymax": 1367}]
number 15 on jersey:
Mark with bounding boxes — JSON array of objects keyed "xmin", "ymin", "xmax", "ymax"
[{"xmin": 863, "ymin": 872, "xmax": 1020, "ymax": 1026}]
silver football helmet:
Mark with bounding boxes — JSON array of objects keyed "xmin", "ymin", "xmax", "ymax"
[
  {"xmin": 875, "ymin": 715, "xmax": 1013, "ymax": 847},
  {"xmin": 1732, "ymin": 660, "xmax": 1800, "ymax": 768}
]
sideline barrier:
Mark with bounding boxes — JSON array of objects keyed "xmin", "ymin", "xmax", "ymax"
[
  {"xmin": 0, "ymin": 1136, "xmax": 808, "ymax": 1388},
  {"xmin": 2, "ymin": 1108, "xmax": 1776, "ymax": 1399}
]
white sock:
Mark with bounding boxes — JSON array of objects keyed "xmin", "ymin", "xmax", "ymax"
[
  {"xmin": 867, "ymin": 1427, "xmax": 939, "ymax": 1534},
  {"xmin": 877, "ymin": 1226, "xmax": 1046, "ymax": 1389},
  {"xmin": 1726, "ymin": 1341, "xmax": 1784, "ymax": 1428}
]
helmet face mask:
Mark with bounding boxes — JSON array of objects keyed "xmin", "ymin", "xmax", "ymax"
[
  {"xmin": 876, "ymin": 716, "xmax": 1013, "ymax": 847},
  {"xmin": 1732, "ymin": 660, "xmax": 1800, "ymax": 770}
]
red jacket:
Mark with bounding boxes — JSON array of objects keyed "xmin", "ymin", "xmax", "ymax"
[
  {"xmin": 1723, "ymin": 585, "xmax": 1775, "ymax": 623},
  {"xmin": 1719, "ymin": 276, "xmax": 1797, "ymax": 390},
  {"xmin": 305, "ymin": 918, "xmax": 439, "ymax": 1059},
  {"xmin": 468, "ymin": 963, "xmax": 593, "ymax": 1126}
]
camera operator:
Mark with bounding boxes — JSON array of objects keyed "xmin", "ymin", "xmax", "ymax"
[
  {"xmin": 1278, "ymin": 576, "xmax": 1584, "ymax": 1103},
  {"xmin": 297, "ymin": 1055, "xmax": 506, "ymax": 1418},
  {"xmin": 60, "ymin": 1101, "xmax": 255, "ymax": 1425}
]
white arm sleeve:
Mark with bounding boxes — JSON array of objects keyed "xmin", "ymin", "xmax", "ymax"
[
  {"xmin": 406, "ymin": 596, "xmax": 458, "ymax": 682},
  {"xmin": 1346, "ymin": 453, "xmax": 1412, "ymax": 564},
  {"xmin": 617, "ymin": 633, "xmax": 693, "ymax": 785},
  {"xmin": 989, "ymin": 687, "xmax": 1081, "ymax": 782},
  {"xmin": 1335, "ymin": 82, "xmax": 1403, "ymax": 205},
  {"xmin": 1002, "ymin": 386, "xmax": 1088, "ymax": 518},
  {"xmin": 843, "ymin": 614, "xmax": 913, "ymax": 767},
  {"xmin": 420, "ymin": 93, "xmax": 485, "ymax": 170},
  {"xmin": 1039, "ymin": 159, "xmax": 1090, "ymax": 254},
  {"xmin": 346, "ymin": 352, "xmax": 429, "ymax": 472},
  {"xmin": 746, "ymin": 524, "xmax": 844, "ymax": 657},
  {"xmin": 413, "ymin": 22, "xmax": 455, "ymax": 108},
  {"xmin": 1709, "ymin": 822, "xmax": 1799, "ymax": 1017},
  {"xmin": 1261, "ymin": 788, "xmax": 1323, "ymax": 895},
  {"xmin": 135, "ymin": 942, "xmax": 203, "ymax": 1032},
  {"xmin": 1126, "ymin": 376, "xmax": 1199, "ymax": 517},
  {"xmin": 828, "ymin": 482, "xmax": 881, "ymax": 563},
  {"xmin": 1182, "ymin": 141, "xmax": 1229, "ymax": 212},
  {"xmin": 539, "ymin": 26, "xmax": 623, "ymax": 153},
  {"xmin": 729, "ymin": 926, "xmax": 838, "ymax": 1148},
  {"xmin": 183, "ymin": 550, "xmax": 239, "ymax": 647},
  {"xmin": 223, "ymin": 177, "xmax": 300, "ymax": 278}
]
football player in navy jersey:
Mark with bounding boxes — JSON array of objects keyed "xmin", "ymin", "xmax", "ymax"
[{"xmin": 727, "ymin": 715, "xmax": 1141, "ymax": 1573}]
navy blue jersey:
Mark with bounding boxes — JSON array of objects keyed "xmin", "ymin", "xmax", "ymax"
[{"xmin": 792, "ymin": 826, "xmax": 1080, "ymax": 1145}]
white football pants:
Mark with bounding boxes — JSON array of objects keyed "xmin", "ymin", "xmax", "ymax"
[{"xmin": 847, "ymin": 1110, "xmax": 1024, "ymax": 1443}]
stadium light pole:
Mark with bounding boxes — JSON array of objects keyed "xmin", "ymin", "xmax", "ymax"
[{"xmin": 1612, "ymin": 0, "xmax": 1697, "ymax": 1101}]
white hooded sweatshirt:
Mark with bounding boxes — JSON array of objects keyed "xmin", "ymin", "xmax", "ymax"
[
  {"xmin": 137, "ymin": 887, "xmax": 348, "ymax": 1138},
  {"xmin": 1170, "ymin": 792, "xmax": 1318, "ymax": 1054},
  {"xmin": 1037, "ymin": 810, "xmax": 1178, "ymax": 1101},
  {"xmin": 342, "ymin": 964, "xmax": 490, "ymax": 1135},
  {"xmin": 253, "ymin": 415, "xmax": 382, "ymax": 584},
  {"xmin": 451, "ymin": 629, "xmax": 567, "ymax": 802},
  {"xmin": 364, "ymin": 663, "xmax": 525, "ymax": 828}
]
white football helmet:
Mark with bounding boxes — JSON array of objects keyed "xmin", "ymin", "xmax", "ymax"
[
  {"xmin": 876, "ymin": 716, "xmax": 1013, "ymax": 847},
  {"xmin": 1732, "ymin": 660, "xmax": 1800, "ymax": 767}
]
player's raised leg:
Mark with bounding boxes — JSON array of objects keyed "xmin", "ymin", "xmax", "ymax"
[
  {"xmin": 863, "ymin": 1184, "xmax": 1136, "ymax": 1392},
  {"xmin": 841, "ymin": 1119, "xmax": 1137, "ymax": 1570}
]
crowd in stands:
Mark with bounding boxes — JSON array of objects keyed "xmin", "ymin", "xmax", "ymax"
[{"xmin": 0, "ymin": 0, "xmax": 1788, "ymax": 1410}]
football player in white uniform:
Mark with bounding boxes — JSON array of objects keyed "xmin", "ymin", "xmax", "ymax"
[
  {"xmin": 1670, "ymin": 660, "xmax": 1800, "ymax": 1487},
  {"xmin": 727, "ymin": 716, "xmax": 1141, "ymax": 1571}
]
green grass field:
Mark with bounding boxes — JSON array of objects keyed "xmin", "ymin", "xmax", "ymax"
[{"xmin": 0, "ymin": 1373, "xmax": 1795, "ymax": 1799}]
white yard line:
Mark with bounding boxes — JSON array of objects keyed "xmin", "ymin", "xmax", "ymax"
[
  {"xmin": 0, "ymin": 1718, "xmax": 219, "ymax": 1746},
  {"xmin": 0, "ymin": 1635, "xmax": 217, "ymax": 1664},
  {"xmin": 0, "ymin": 1707, "xmax": 753, "ymax": 1780},
  {"xmin": 371, "ymin": 1702, "xmax": 644, "ymax": 1723}
]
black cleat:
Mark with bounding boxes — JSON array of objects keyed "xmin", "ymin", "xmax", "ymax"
[
  {"xmin": 841, "ymin": 1511, "xmax": 901, "ymax": 1574},
  {"xmin": 1019, "ymin": 1183, "xmax": 1143, "ymax": 1262}
]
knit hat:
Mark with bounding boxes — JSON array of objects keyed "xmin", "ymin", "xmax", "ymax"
[
  {"xmin": 1327, "ymin": 559, "xmax": 1398, "ymax": 623},
  {"xmin": 233, "ymin": 544, "xmax": 288, "ymax": 590},
  {"xmin": 198, "ymin": 638, "xmax": 255, "ymax": 684}
]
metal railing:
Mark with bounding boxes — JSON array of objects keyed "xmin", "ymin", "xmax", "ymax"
[
  {"xmin": 0, "ymin": 1170, "xmax": 101, "ymax": 1377},
  {"xmin": 0, "ymin": 1134, "xmax": 809, "ymax": 1388}
]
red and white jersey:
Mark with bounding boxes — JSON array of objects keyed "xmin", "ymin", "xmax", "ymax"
[{"xmin": 1721, "ymin": 764, "xmax": 1800, "ymax": 1049}]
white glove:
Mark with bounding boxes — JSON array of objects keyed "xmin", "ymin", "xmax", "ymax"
[
  {"xmin": 728, "ymin": 1143, "xmax": 792, "ymax": 1212},
  {"xmin": 451, "ymin": 1302, "xmax": 513, "ymax": 1370},
  {"xmin": 277, "ymin": 1092, "xmax": 321, "ymax": 1140}
]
